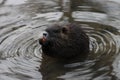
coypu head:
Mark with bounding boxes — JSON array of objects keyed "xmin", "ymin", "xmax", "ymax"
[{"xmin": 39, "ymin": 23, "xmax": 89, "ymax": 59}]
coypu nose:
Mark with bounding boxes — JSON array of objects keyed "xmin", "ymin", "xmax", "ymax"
[
  {"xmin": 43, "ymin": 33, "xmax": 47, "ymax": 37},
  {"xmin": 43, "ymin": 32, "xmax": 48, "ymax": 37}
]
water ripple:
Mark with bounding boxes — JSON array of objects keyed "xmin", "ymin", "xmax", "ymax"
[{"xmin": 0, "ymin": 0, "xmax": 120, "ymax": 79}]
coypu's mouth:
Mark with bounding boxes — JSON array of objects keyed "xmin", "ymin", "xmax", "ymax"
[
  {"xmin": 39, "ymin": 36, "xmax": 47, "ymax": 44},
  {"xmin": 39, "ymin": 37, "xmax": 51, "ymax": 47}
]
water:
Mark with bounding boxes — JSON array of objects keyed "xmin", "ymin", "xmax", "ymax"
[{"xmin": 0, "ymin": 0, "xmax": 120, "ymax": 80}]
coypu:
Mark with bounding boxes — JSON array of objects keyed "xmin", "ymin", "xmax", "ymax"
[{"xmin": 39, "ymin": 23, "xmax": 89, "ymax": 60}]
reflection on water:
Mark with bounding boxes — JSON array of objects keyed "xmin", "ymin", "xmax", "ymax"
[
  {"xmin": 0, "ymin": 0, "xmax": 120, "ymax": 80},
  {"xmin": 5, "ymin": 0, "xmax": 27, "ymax": 5}
]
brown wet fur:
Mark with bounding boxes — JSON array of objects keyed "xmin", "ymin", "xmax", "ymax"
[{"xmin": 39, "ymin": 23, "xmax": 89, "ymax": 60}]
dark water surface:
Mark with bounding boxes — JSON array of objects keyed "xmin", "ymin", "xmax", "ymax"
[{"xmin": 0, "ymin": 0, "xmax": 120, "ymax": 80}]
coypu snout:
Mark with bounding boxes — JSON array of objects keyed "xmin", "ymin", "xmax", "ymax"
[{"xmin": 39, "ymin": 32, "xmax": 50, "ymax": 46}]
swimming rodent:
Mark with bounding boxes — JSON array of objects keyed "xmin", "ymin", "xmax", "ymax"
[{"xmin": 39, "ymin": 23, "xmax": 89, "ymax": 60}]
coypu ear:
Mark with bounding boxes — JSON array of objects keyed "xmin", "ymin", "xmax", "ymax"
[{"xmin": 62, "ymin": 26, "xmax": 68, "ymax": 34}]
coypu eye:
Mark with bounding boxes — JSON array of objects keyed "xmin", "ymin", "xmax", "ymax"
[{"xmin": 62, "ymin": 27, "xmax": 68, "ymax": 34}]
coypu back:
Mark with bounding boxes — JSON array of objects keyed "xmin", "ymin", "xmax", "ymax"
[{"xmin": 39, "ymin": 23, "xmax": 89, "ymax": 60}]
